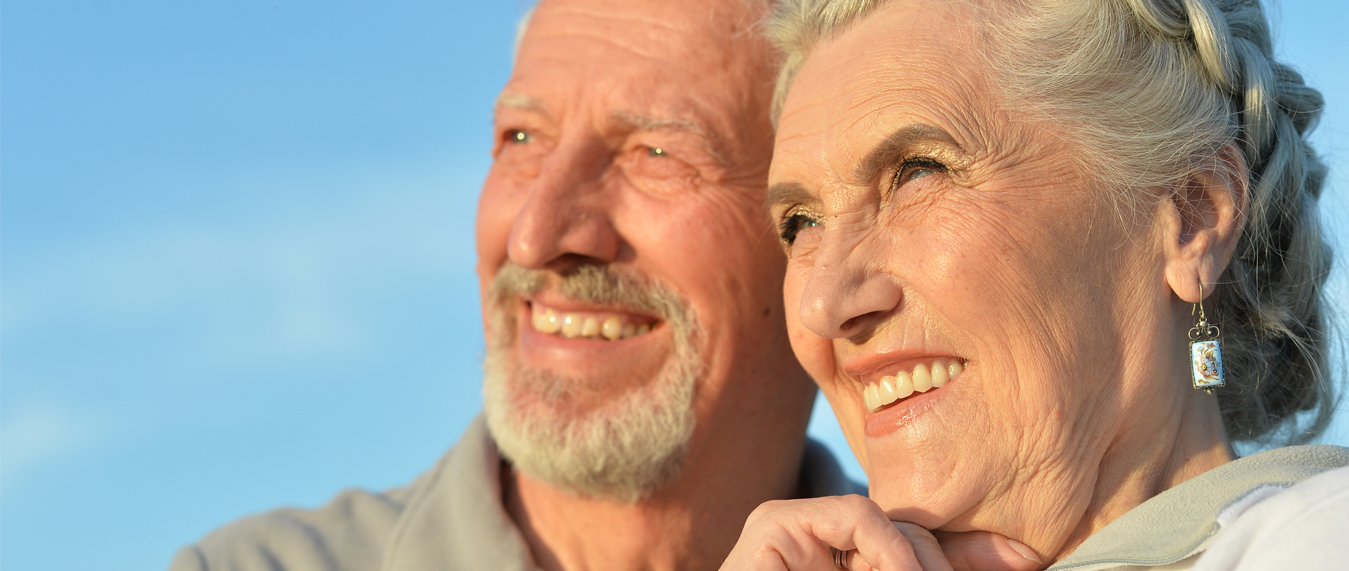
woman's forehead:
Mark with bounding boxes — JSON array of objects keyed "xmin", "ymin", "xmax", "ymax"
[{"xmin": 773, "ymin": 0, "xmax": 995, "ymax": 182}]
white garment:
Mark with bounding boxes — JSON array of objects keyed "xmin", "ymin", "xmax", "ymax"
[
  {"xmin": 1048, "ymin": 445, "xmax": 1349, "ymax": 571},
  {"xmin": 1191, "ymin": 465, "xmax": 1349, "ymax": 570}
]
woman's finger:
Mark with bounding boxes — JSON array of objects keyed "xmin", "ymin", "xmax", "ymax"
[
  {"xmin": 932, "ymin": 530, "xmax": 1044, "ymax": 571},
  {"xmin": 889, "ymin": 522, "xmax": 953, "ymax": 571},
  {"xmin": 831, "ymin": 547, "xmax": 880, "ymax": 571},
  {"xmin": 799, "ymin": 496, "xmax": 925, "ymax": 571},
  {"xmin": 821, "ymin": 520, "xmax": 954, "ymax": 571},
  {"xmin": 721, "ymin": 495, "xmax": 932, "ymax": 571},
  {"xmin": 721, "ymin": 496, "xmax": 1040, "ymax": 571}
]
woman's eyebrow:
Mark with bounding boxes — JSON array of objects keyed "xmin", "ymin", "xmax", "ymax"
[
  {"xmin": 854, "ymin": 124, "xmax": 963, "ymax": 183},
  {"xmin": 766, "ymin": 181, "xmax": 815, "ymax": 212}
]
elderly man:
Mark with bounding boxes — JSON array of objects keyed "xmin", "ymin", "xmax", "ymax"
[{"xmin": 168, "ymin": 0, "xmax": 858, "ymax": 569}]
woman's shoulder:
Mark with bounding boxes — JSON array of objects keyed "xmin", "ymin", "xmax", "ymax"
[
  {"xmin": 1191, "ymin": 461, "xmax": 1349, "ymax": 570},
  {"xmin": 1048, "ymin": 445, "xmax": 1349, "ymax": 570},
  {"xmin": 1225, "ymin": 444, "xmax": 1349, "ymax": 476}
]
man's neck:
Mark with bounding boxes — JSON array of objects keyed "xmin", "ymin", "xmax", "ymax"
[{"xmin": 502, "ymin": 433, "xmax": 808, "ymax": 571}]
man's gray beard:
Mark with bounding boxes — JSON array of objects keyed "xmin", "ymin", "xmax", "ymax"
[{"xmin": 482, "ymin": 263, "xmax": 702, "ymax": 503}]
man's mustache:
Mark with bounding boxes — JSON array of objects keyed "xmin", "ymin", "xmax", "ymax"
[{"xmin": 488, "ymin": 262, "xmax": 690, "ymax": 329}]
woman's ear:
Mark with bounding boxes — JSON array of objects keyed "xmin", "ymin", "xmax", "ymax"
[{"xmin": 1162, "ymin": 144, "xmax": 1249, "ymax": 303}]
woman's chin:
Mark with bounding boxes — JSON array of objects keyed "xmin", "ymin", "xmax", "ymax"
[
  {"xmin": 865, "ymin": 472, "xmax": 981, "ymax": 531},
  {"xmin": 857, "ymin": 382, "xmax": 983, "ymax": 529}
]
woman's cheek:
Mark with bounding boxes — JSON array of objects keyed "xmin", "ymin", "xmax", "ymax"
[
  {"xmin": 784, "ymin": 272, "xmax": 865, "ymax": 456},
  {"xmin": 782, "ymin": 265, "xmax": 833, "ymax": 380}
]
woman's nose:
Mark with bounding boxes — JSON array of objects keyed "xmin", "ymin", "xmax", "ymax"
[
  {"xmin": 506, "ymin": 138, "xmax": 622, "ymax": 270},
  {"xmin": 797, "ymin": 236, "xmax": 902, "ymax": 339}
]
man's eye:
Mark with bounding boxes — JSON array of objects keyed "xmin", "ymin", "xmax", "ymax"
[
  {"xmin": 506, "ymin": 129, "xmax": 531, "ymax": 144},
  {"xmin": 778, "ymin": 210, "xmax": 821, "ymax": 247},
  {"xmin": 647, "ymin": 146, "xmax": 666, "ymax": 157}
]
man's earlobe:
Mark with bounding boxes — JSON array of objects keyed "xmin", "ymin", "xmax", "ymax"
[{"xmin": 1163, "ymin": 144, "xmax": 1249, "ymax": 304}]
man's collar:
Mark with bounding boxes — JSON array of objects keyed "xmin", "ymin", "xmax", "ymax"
[
  {"xmin": 380, "ymin": 416, "xmax": 536, "ymax": 571},
  {"xmin": 379, "ymin": 415, "xmax": 866, "ymax": 571}
]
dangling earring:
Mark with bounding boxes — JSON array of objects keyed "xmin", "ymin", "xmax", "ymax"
[{"xmin": 1189, "ymin": 282, "xmax": 1225, "ymax": 393}]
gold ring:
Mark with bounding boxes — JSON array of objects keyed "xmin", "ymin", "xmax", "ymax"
[{"xmin": 830, "ymin": 547, "xmax": 850, "ymax": 569}]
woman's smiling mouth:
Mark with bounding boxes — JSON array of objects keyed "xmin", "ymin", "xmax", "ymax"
[{"xmin": 861, "ymin": 358, "xmax": 966, "ymax": 412}]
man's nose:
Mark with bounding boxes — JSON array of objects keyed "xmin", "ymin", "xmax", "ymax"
[
  {"xmin": 506, "ymin": 137, "xmax": 621, "ymax": 270},
  {"xmin": 797, "ymin": 231, "xmax": 902, "ymax": 340}
]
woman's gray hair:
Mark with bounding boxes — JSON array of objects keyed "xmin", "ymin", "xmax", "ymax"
[{"xmin": 765, "ymin": 0, "xmax": 1335, "ymax": 444}]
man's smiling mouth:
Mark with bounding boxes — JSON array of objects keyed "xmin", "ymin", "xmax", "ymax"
[{"xmin": 529, "ymin": 301, "xmax": 661, "ymax": 341}]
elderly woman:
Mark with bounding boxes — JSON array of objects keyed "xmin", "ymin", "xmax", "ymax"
[{"xmin": 721, "ymin": 0, "xmax": 1348, "ymax": 570}]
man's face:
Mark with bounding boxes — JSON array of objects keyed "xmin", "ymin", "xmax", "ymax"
[{"xmin": 475, "ymin": 0, "xmax": 801, "ymax": 500}]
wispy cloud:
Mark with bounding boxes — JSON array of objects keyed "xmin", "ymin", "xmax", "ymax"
[
  {"xmin": 1, "ymin": 398, "xmax": 107, "ymax": 494},
  {"xmin": 3, "ymin": 161, "xmax": 486, "ymax": 368},
  {"xmin": 1, "ymin": 158, "xmax": 490, "ymax": 500}
]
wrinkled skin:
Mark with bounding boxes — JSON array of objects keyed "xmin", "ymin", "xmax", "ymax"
[
  {"xmin": 722, "ymin": 495, "xmax": 1045, "ymax": 571},
  {"xmin": 762, "ymin": 0, "xmax": 1239, "ymax": 565},
  {"xmin": 474, "ymin": 0, "xmax": 820, "ymax": 569}
]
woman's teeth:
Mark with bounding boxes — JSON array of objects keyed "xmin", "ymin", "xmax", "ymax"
[
  {"xmin": 863, "ymin": 359, "xmax": 965, "ymax": 412},
  {"xmin": 530, "ymin": 304, "xmax": 654, "ymax": 341}
]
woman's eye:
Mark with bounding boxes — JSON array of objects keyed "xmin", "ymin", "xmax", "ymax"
[
  {"xmin": 505, "ymin": 129, "xmax": 531, "ymax": 144},
  {"xmin": 778, "ymin": 210, "xmax": 822, "ymax": 247},
  {"xmin": 895, "ymin": 157, "xmax": 947, "ymax": 188}
]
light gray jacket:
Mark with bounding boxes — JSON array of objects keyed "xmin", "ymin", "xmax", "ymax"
[{"xmin": 169, "ymin": 416, "xmax": 865, "ymax": 571}]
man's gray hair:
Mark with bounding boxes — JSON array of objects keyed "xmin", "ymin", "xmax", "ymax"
[
  {"xmin": 513, "ymin": 5, "xmax": 536, "ymax": 63},
  {"xmin": 765, "ymin": 0, "xmax": 1334, "ymax": 444}
]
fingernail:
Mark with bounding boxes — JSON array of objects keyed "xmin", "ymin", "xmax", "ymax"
[{"xmin": 1006, "ymin": 539, "xmax": 1043, "ymax": 565}]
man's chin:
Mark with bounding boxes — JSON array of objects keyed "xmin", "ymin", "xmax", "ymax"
[
  {"xmin": 480, "ymin": 261, "xmax": 704, "ymax": 501},
  {"xmin": 482, "ymin": 353, "xmax": 698, "ymax": 503}
]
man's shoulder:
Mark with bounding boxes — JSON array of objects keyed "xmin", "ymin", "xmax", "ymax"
[
  {"xmin": 169, "ymin": 484, "xmax": 416, "ymax": 571},
  {"xmin": 799, "ymin": 437, "xmax": 867, "ymax": 498},
  {"xmin": 168, "ymin": 418, "xmax": 498, "ymax": 571}
]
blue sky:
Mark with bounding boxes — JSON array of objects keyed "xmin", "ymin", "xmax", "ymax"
[{"xmin": 3, "ymin": 2, "xmax": 1347, "ymax": 570}]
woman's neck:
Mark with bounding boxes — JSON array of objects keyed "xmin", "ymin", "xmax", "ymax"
[{"xmin": 1051, "ymin": 387, "xmax": 1233, "ymax": 562}]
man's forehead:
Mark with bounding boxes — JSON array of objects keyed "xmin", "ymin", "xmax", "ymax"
[
  {"xmin": 517, "ymin": 0, "xmax": 766, "ymax": 81},
  {"xmin": 499, "ymin": 0, "xmax": 773, "ymax": 160},
  {"xmin": 529, "ymin": 0, "xmax": 760, "ymax": 46}
]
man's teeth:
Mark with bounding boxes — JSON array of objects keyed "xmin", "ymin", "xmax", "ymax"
[
  {"xmin": 602, "ymin": 318, "xmax": 623, "ymax": 340},
  {"xmin": 863, "ymin": 358, "xmax": 965, "ymax": 412},
  {"xmin": 530, "ymin": 305, "xmax": 654, "ymax": 341}
]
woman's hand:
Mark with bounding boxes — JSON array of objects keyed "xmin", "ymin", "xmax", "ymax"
[{"xmin": 719, "ymin": 495, "xmax": 1042, "ymax": 571}]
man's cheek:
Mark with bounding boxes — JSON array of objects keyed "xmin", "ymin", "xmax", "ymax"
[{"xmin": 475, "ymin": 177, "xmax": 526, "ymax": 266}]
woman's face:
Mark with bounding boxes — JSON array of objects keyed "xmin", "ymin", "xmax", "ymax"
[{"xmin": 770, "ymin": 0, "xmax": 1181, "ymax": 542}]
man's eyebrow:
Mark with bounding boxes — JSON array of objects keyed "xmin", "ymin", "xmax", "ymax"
[
  {"xmin": 766, "ymin": 181, "xmax": 815, "ymax": 211},
  {"xmin": 611, "ymin": 110, "xmax": 703, "ymax": 133},
  {"xmin": 855, "ymin": 124, "xmax": 963, "ymax": 183},
  {"xmin": 612, "ymin": 110, "xmax": 727, "ymax": 166},
  {"xmin": 496, "ymin": 92, "xmax": 546, "ymax": 113}
]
